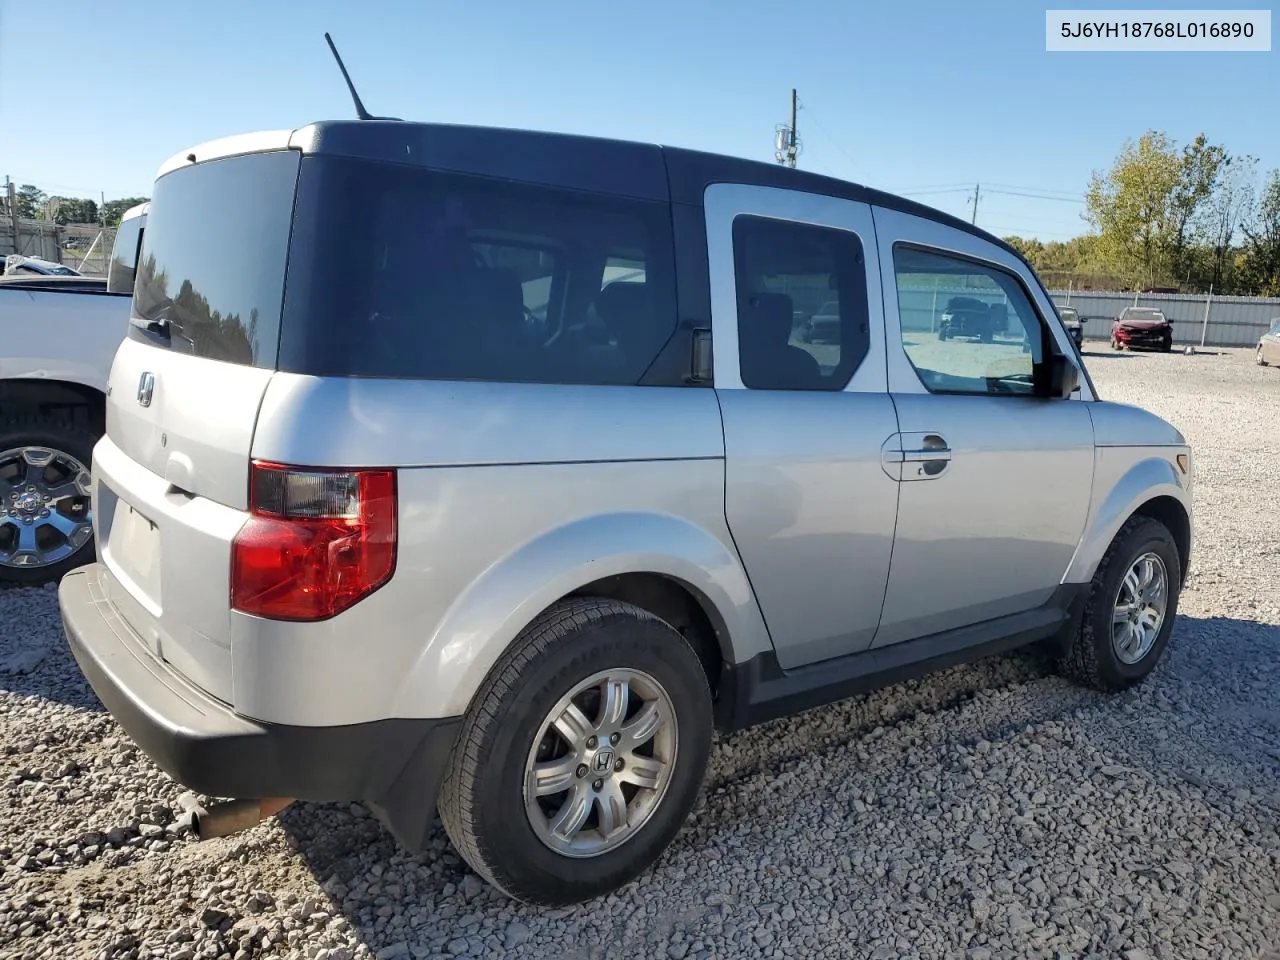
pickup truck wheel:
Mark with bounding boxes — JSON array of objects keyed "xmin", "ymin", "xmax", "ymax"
[
  {"xmin": 1058, "ymin": 516, "xmax": 1182, "ymax": 692},
  {"xmin": 437, "ymin": 597, "xmax": 712, "ymax": 905},
  {"xmin": 0, "ymin": 417, "xmax": 98, "ymax": 585}
]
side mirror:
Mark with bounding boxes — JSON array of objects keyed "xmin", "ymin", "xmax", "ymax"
[{"xmin": 1047, "ymin": 353, "xmax": 1079, "ymax": 399}]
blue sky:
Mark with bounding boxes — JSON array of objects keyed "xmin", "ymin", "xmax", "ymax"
[{"xmin": 1, "ymin": 0, "xmax": 1275, "ymax": 241}]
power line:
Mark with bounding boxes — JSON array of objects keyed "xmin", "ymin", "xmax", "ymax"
[
  {"xmin": 983, "ymin": 181, "xmax": 1083, "ymax": 199},
  {"xmin": 799, "ymin": 106, "xmax": 874, "ymax": 180},
  {"xmin": 984, "ymin": 187, "xmax": 1085, "ymax": 203}
]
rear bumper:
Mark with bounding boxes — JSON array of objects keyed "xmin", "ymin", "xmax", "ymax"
[{"xmin": 59, "ymin": 564, "xmax": 460, "ymax": 851}]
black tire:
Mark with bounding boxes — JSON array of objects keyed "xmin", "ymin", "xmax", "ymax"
[
  {"xmin": 1057, "ymin": 516, "xmax": 1182, "ymax": 692},
  {"xmin": 0, "ymin": 416, "xmax": 100, "ymax": 586},
  {"xmin": 1257, "ymin": 346, "xmax": 1267, "ymax": 366},
  {"xmin": 437, "ymin": 598, "xmax": 713, "ymax": 905},
  {"xmin": 938, "ymin": 326, "xmax": 950, "ymax": 341}
]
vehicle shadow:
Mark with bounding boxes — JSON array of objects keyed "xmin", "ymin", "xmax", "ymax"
[{"xmin": 276, "ymin": 611, "xmax": 1279, "ymax": 957}]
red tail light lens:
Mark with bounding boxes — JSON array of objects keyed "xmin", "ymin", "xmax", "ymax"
[{"xmin": 231, "ymin": 462, "xmax": 397, "ymax": 621}]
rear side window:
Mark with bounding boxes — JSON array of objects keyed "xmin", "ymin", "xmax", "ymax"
[
  {"xmin": 107, "ymin": 213, "xmax": 144, "ymax": 295},
  {"xmin": 131, "ymin": 151, "xmax": 300, "ymax": 367},
  {"xmin": 279, "ymin": 156, "xmax": 678, "ymax": 385},
  {"xmin": 731, "ymin": 215, "xmax": 870, "ymax": 391}
]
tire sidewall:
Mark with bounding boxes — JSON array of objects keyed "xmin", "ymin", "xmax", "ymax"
[
  {"xmin": 0, "ymin": 419, "xmax": 99, "ymax": 586},
  {"xmin": 1089, "ymin": 523, "xmax": 1181, "ymax": 686},
  {"xmin": 464, "ymin": 612, "xmax": 711, "ymax": 902}
]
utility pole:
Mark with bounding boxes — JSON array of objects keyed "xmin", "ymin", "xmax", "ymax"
[
  {"xmin": 5, "ymin": 177, "xmax": 18, "ymax": 257},
  {"xmin": 774, "ymin": 89, "xmax": 801, "ymax": 168},
  {"xmin": 969, "ymin": 183, "xmax": 981, "ymax": 224}
]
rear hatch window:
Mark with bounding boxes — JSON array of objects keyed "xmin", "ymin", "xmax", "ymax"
[{"xmin": 131, "ymin": 151, "xmax": 300, "ymax": 365}]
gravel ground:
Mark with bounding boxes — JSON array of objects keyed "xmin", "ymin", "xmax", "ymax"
[{"xmin": 2, "ymin": 341, "xmax": 1278, "ymax": 960}]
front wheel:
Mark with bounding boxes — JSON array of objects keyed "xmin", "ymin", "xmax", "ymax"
[
  {"xmin": 1057, "ymin": 516, "xmax": 1182, "ymax": 692},
  {"xmin": 438, "ymin": 598, "xmax": 713, "ymax": 905},
  {"xmin": 0, "ymin": 417, "xmax": 99, "ymax": 586},
  {"xmin": 1258, "ymin": 346, "xmax": 1268, "ymax": 366}
]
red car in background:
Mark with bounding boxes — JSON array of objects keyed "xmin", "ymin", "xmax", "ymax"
[{"xmin": 1111, "ymin": 306, "xmax": 1173, "ymax": 352}]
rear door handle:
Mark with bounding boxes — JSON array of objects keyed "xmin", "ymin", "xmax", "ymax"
[{"xmin": 901, "ymin": 433, "xmax": 951, "ymax": 480}]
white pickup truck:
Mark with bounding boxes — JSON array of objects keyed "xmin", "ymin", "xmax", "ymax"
[{"xmin": 0, "ymin": 202, "xmax": 147, "ymax": 585}]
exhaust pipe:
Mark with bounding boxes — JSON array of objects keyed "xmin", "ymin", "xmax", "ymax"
[{"xmin": 191, "ymin": 797, "xmax": 294, "ymax": 840}]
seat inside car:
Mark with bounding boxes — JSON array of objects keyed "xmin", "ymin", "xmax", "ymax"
[{"xmin": 739, "ymin": 291, "xmax": 823, "ymax": 389}]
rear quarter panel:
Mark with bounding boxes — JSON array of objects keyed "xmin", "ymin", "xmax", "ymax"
[{"xmin": 238, "ymin": 377, "xmax": 766, "ymax": 726}]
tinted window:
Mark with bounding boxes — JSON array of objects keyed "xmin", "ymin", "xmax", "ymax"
[
  {"xmin": 278, "ymin": 156, "xmax": 678, "ymax": 385},
  {"xmin": 131, "ymin": 151, "xmax": 300, "ymax": 367},
  {"xmin": 107, "ymin": 213, "xmax": 144, "ymax": 294},
  {"xmin": 1123, "ymin": 308, "xmax": 1165, "ymax": 322},
  {"xmin": 731, "ymin": 215, "xmax": 869, "ymax": 391},
  {"xmin": 894, "ymin": 246, "xmax": 1045, "ymax": 396}
]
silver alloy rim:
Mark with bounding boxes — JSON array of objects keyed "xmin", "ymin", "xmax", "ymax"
[
  {"xmin": 1111, "ymin": 551, "xmax": 1168, "ymax": 665},
  {"xmin": 523, "ymin": 668, "xmax": 678, "ymax": 858},
  {"xmin": 0, "ymin": 446, "xmax": 93, "ymax": 569}
]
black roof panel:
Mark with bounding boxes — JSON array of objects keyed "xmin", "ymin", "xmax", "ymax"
[{"xmin": 290, "ymin": 120, "xmax": 1023, "ymax": 258}]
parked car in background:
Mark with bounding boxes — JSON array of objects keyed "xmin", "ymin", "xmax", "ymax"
[
  {"xmin": 3, "ymin": 255, "xmax": 81, "ymax": 278},
  {"xmin": 1257, "ymin": 318, "xmax": 1280, "ymax": 366},
  {"xmin": 938, "ymin": 295, "xmax": 995, "ymax": 342},
  {"xmin": 1112, "ymin": 306, "xmax": 1173, "ymax": 352},
  {"xmin": 800, "ymin": 298, "xmax": 841, "ymax": 343},
  {"xmin": 0, "ymin": 202, "xmax": 147, "ymax": 584},
  {"xmin": 60, "ymin": 120, "xmax": 1193, "ymax": 907},
  {"xmin": 1057, "ymin": 305, "xmax": 1084, "ymax": 348}
]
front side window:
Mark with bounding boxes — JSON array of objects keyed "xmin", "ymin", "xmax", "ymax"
[
  {"xmin": 893, "ymin": 245, "xmax": 1046, "ymax": 396},
  {"xmin": 731, "ymin": 215, "xmax": 870, "ymax": 391},
  {"xmin": 279, "ymin": 157, "xmax": 678, "ymax": 385}
]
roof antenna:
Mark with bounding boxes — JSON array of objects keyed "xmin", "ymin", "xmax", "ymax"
[{"xmin": 324, "ymin": 32, "xmax": 401, "ymax": 121}]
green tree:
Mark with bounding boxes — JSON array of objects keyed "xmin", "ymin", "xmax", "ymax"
[
  {"xmin": 1198, "ymin": 155, "xmax": 1257, "ymax": 292},
  {"xmin": 1085, "ymin": 131, "xmax": 1228, "ymax": 290},
  {"xmin": 101, "ymin": 197, "xmax": 149, "ymax": 226},
  {"xmin": 1239, "ymin": 169, "xmax": 1280, "ymax": 296},
  {"xmin": 1086, "ymin": 132, "xmax": 1181, "ymax": 287},
  {"xmin": 14, "ymin": 184, "xmax": 47, "ymax": 219},
  {"xmin": 50, "ymin": 197, "xmax": 99, "ymax": 224},
  {"xmin": 1166, "ymin": 135, "xmax": 1227, "ymax": 283}
]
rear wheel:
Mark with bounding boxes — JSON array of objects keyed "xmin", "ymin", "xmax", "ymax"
[
  {"xmin": 1057, "ymin": 516, "xmax": 1182, "ymax": 692},
  {"xmin": 438, "ymin": 598, "xmax": 713, "ymax": 905},
  {"xmin": 0, "ymin": 417, "xmax": 98, "ymax": 586}
]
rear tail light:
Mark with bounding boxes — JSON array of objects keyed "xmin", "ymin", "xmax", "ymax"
[{"xmin": 231, "ymin": 461, "xmax": 396, "ymax": 621}]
